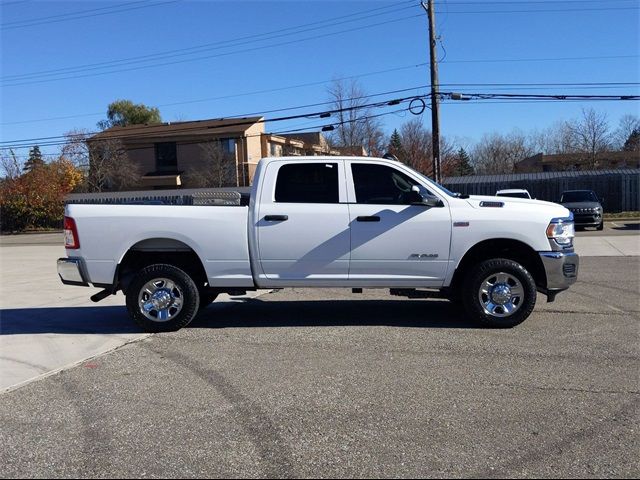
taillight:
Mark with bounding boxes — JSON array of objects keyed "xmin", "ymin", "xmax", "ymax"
[{"xmin": 64, "ymin": 216, "xmax": 80, "ymax": 249}]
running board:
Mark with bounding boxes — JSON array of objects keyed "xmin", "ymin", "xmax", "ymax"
[{"xmin": 389, "ymin": 288, "xmax": 445, "ymax": 299}]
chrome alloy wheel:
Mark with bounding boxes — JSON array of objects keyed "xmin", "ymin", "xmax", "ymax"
[
  {"xmin": 138, "ymin": 278, "xmax": 184, "ymax": 322},
  {"xmin": 478, "ymin": 272, "xmax": 524, "ymax": 318}
]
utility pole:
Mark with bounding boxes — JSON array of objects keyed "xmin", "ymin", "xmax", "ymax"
[{"xmin": 422, "ymin": 0, "xmax": 441, "ymax": 183}]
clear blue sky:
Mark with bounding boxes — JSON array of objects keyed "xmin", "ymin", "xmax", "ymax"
[{"xmin": 1, "ymin": 0, "xmax": 639, "ymax": 159}]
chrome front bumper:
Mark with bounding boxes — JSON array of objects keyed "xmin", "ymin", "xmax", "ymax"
[
  {"xmin": 539, "ymin": 251, "xmax": 579, "ymax": 291},
  {"xmin": 57, "ymin": 257, "xmax": 89, "ymax": 287}
]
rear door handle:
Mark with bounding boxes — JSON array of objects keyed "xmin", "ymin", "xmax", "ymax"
[
  {"xmin": 264, "ymin": 215, "xmax": 288, "ymax": 222},
  {"xmin": 356, "ymin": 216, "xmax": 380, "ymax": 222}
]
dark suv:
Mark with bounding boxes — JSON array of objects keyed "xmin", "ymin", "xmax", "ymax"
[{"xmin": 560, "ymin": 190, "xmax": 604, "ymax": 230}]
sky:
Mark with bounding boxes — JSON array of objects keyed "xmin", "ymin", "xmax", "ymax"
[{"xmin": 1, "ymin": 0, "xmax": 639, "ymax": 160}]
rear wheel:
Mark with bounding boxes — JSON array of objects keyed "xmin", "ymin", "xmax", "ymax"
[
  {"xmin": 462, "ymin": 258, "xmax": 537, "ymax": 328},
  {"xmin": 126, "ymin": 264, "xmax": 200, "ymax": 333}
]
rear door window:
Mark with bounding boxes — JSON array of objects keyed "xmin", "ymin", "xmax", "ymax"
[{"xmin": 275, "ymin": 163, "xmax": 339, "ymax": 203}]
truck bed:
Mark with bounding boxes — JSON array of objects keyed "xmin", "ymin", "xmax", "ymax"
[{"xmin": 66, "ymin": 187, "xmax": 252, "ymax": 207}]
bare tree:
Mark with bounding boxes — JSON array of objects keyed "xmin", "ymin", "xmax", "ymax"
[
  {"xmin": 0, "ymin": 149, "xmax": 22, "ymax": 179},
  {"xmin": 567, "ymin": 108, "xmax": 611, "ymax": 167},
  {"xmin": 399, "ymin": 118, "xmax": 432, "ymax": 174},
  {"xmin": 182, "ymin": 141, "xmax": 237, "ymax": 188},
  {"xmin": 613, "ymin": 114, "xmax": 640, "ymax": 150},
  {"xmin": 61, "ymin": 130, "xmax": 140, "ymax": 192},
  {"xmin": 472, "ymin": 131, "xmax": 535, "ymax": 174},
  {"xmin": 528, "ymin": 121, "xmax": 579, "ymax": 155},
  {"xmin": 326, "ymin": 78, "xmax": 385, "ymax": 154}
]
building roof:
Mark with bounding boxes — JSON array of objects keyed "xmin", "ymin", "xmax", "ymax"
[
  {"xmin": 280, "ymin": 132, "xmax": 328, "ymax": 145},
  {"xmin": 443, "ymin": 168, "xmax": 640, "ymax": 185},
  {"xmin": 90, "ymin": 116, "xmax": 264, "ymax": 141}
]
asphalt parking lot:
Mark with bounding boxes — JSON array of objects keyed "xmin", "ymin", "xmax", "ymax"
[{"xmin": 1, "ymin": 248, "xmax": 639, "ymax": 477}]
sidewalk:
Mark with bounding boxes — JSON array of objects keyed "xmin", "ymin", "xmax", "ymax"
[{"xmin": 573, "ymin": 235, "xmax": 640, "ymax": 256}]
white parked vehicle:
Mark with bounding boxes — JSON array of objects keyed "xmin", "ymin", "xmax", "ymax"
[
  {"xmin": 58, "ymin": 156, "xmax": 578, "ymax": 332},
  {"xmin": 496, "ymin": 189, "xmax": 532, "ymax": 199}
]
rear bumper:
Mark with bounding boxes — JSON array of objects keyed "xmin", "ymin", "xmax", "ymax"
[
  {"xmin": 539, "ymin": 251, "xmax": 579, "ymax": 292},
  {"xmin": 57, "ymin": 257, "xmax": 90, "ymax": 287}
]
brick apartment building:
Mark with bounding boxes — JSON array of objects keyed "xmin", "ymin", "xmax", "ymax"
[{"xmin": 89, "ymin": 117, "xmax": 351, "ymax": 189}]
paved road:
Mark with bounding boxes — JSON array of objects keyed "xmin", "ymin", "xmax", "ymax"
[{"xmin": 1, "ymin": 256, "xmax": 638, "ymax": 478}]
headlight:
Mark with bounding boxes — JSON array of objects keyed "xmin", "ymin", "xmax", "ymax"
[{"xmin": 546, "ymin": 217, "xmax": 575, "ymax": 247}]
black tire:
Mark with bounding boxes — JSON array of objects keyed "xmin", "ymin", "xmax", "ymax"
[
  {"xmin": 198, "ymin": 289, "xmax": 219, "ymax": 311},
  {"xmin": 462, "ymin": 258, "xmax": 537, "ymax": 328},
  {"xmin": 597, "ymin": 221, "xmax": 604, "ymax": 231},
  {"xmin": 126, "ymin": 264, "xmax": 200, "ymax": 333}
]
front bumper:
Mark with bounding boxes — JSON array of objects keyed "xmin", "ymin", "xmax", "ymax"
[
  {"xmin": 572, "ymin": 212, "xmax": 602, "ymax": 227},
  {"xmin": 57, "ymin": 257, "xmax": 90, "ymax": 287},
  {"xmin": 539, "ymin": 251, "xmax": 579, "ymax": 292}
]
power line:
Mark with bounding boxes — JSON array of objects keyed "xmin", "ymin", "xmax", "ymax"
[
  {"xmin": 2, "ymin": 14, "xmax": 423, "ymax": 87},
  {"xmin": 435, "ymin": 6, "xmax": 640, "ymax": 13},
  {"xmin": 6, "ymin": 78, "xmax": 637, "ymax": 127},
  {"xmin": 0, "ymin": 64, "xmax": 430, "ymax": 126},
  {"xmin": 1, "ymin": 0, "xmax": 180, "ymax": 30},
  {"xmin": 440, "ymin": 0, "xmax": 638, "ymax": 4},
  {"xmin": 442, "ymin": 54, "xmax": 638, "ymax": 64},
  {"xmin": 0, "ymin": 93, "xmax": 432, "ymax": 148},
  {"xmin": 3, "ymin": 2, "xmax": 415, "ymax": 82},
  {"xmin": 2, "ymin": 91, "xmax": 638, "ymax": 150}
]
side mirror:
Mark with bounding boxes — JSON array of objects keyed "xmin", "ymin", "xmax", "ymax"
[
  {"xmin": 410, "ymin": 186, "xmax": 443, "ymax": 207},
  {"xmin": 424, "ymin": 196, "xmax": 444, "ymax": 208}
]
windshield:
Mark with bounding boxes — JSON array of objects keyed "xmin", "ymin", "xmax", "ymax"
[
  {"xmin": 401, "ymin": 164, "xmax": 458, "ymax": 197},
  {"xmin": 561, "ymin": 191, "xmax": 598, "ymax": 203},
  {"xmin": 497, "ymin": 192, "xmax": 530, "ymax": 199}
]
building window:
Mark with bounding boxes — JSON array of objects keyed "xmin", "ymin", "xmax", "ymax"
[
  {"xmin": 220, "ymin": 138, "xmax": 236, "ymax": 155},
  {"xmin": 155, "ymin": 142, "xmax": 177, "ymax": 172},
  {"xmin": 275, "ymin": 163, "xmax": 339, "ymax": 203},
  {"xmin": 270, "ymin": 143, "xmax": 282, "ymax": 157}
]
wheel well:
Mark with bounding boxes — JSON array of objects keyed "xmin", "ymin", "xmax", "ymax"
[
  {"xmin": 450, "ymin": 239, "xmax": 546, "ymax": 291},
  {"xmin": 117, "ymin": 238, "xmax": 208, "ymax": 293}
]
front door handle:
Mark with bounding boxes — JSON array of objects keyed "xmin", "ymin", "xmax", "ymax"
[
  {"xmin": 356, "ymin": 216, "xmax": 380, "ymax": 222},
  {"xmin": 264, "ymin": 215, "xmax": 288, "ymax": 222}
]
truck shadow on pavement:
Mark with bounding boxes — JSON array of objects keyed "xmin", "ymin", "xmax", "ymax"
[
  {"xmin": 0, "ymin": 306, "xmax": 137, "ymax": 335},
  {"xmin": 611, "ymin": 222, "xmax": 640, "ymax": 231},
  {"xmin": 0, "ymin": 298, "xmax": 479, "ymax": 334},
  {"xmin": 193, "ymin": 298, "xmax": 479, "ymax": 330}
]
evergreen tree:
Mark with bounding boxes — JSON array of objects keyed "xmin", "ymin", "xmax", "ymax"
[
  {"xmin": 23, "ymin": 145, "xmax": 45, "ymax": 172},
  {"xmin": 387, "ymin": 129, "xmax": 404, "ymax": 159},
  {"xmin": 623, "ymin": 128, "xmax": 640, "ymax": 152},
  {"xmin": 455, "ymin": 147, "xmax": 474, "ymax": 176}
]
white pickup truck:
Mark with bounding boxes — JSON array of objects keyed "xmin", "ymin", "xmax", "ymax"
[{"xmin": 58, "ymin": 156, "xmax": 578, "ymax": 332}]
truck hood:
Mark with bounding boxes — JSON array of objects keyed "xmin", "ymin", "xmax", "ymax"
[{"xmin": 465, "ymin": 195, "xmax": 570, "ymax": 218}]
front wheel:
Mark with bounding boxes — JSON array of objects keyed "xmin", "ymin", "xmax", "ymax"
[
  {"xmin": 126, "ymin": 264, "xmax": 200, "ymax": 333},
  {"xmin": 462, "ymin": 258, "xmax": 537, "ymax": 328},
  {"xmin": 597, "ymin": 221, "xmax": 604, "ymax": 231}
]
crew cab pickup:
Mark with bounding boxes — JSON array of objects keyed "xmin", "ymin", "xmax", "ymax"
[{"xmin": 58, "ymin": 156, "xmax": 579, "ymax": 332}]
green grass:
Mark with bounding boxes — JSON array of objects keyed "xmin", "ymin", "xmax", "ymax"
[{"xmin": 603, "ymin": 211, "xmax": 640, "ymax": 220}]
